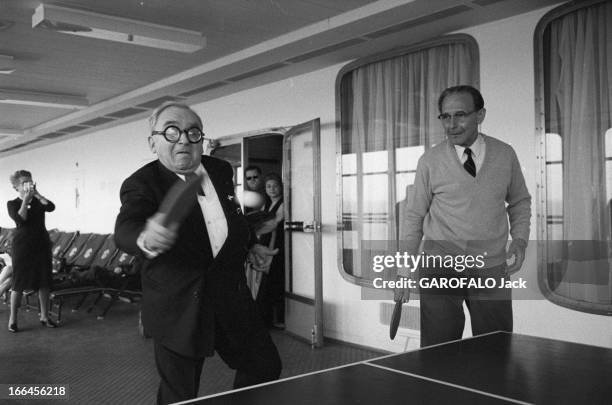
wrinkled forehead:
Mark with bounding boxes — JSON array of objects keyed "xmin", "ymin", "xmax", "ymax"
[{"xmin": 155, "ymin": 106, "xmax": 202, "ymax": 130}]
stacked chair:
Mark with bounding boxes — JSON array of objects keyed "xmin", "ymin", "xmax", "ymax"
[
  {"xmin": 50, "ymin": 230, "xmax": 79, "ymax": 275},
  {"xmin": 50, "ymin": 233, "xmax": 112, "ymax": 320},
  {"xmin": 88, "ymin": 236, "xmax": 140, "ymax": 320},
  {"xmin": 42, "ymin": 230, "xmax": 141, "ymax": 323}
]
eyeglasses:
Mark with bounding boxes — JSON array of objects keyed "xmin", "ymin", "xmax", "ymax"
[
  {"xmin": 246, "ymin": 176, "xmax": 259, "ymax": 180},
  {"xmin": 438, "ymin": 110, "xmax": 478, "ymax": 123},
  {"xmin": 151, "ymin": 126, "xmax": 205, "ymax": 143}
]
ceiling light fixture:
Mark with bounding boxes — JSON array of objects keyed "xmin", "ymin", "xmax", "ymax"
[
  {"xmin": 0, "ymin": 88, "xmax": 88, "ymax": 109},
  {"xmin": 32, "ymin": 4, "xmax": 206, "ymax": 53},
  {"xmin": 0, "ymin": 129, "xmax": 22, "ymax": 137}
]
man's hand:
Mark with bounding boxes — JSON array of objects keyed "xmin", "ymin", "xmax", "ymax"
[
  {"xmin": 506, "ymin": 238, "xmax": 527, "ymax": 275},
  {"xmin": 393, "ymin": 279, "xmax": 410, "ymax": 303},
  {"xmin": 141, "ymin": 213, "xmax": 179, "ymax": 255},
  {"xmin": 248, "ymin": 244, "xmax": 279, "ymax": 273},
  {"xmin": 255, "ymin": 218, "xmax": 277, "ymax": 237}
]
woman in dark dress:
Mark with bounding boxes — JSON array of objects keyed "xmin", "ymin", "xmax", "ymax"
[
  {"xmin": 256, "ymin": 173, "xmax": 285, "ymax": 328},
  {"xmin": 7, "ymin": 170, "xmax": 57, "ymax": 332}
]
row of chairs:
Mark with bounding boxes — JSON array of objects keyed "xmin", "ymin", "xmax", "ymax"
[{"xmin": 0, "ymin": 227, "xmax": 141, "ymax": 322}]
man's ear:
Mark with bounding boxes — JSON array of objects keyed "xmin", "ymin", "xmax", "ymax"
[
  {"xmin": 147, "ymin": 136, "xmax": 157, "ymax": 154},
  {"xmin": 476, "ymin": 108, "xmax": 486, "ymax": 124}
]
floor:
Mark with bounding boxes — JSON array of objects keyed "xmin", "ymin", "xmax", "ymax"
[{"xmin": 0, "ymin": 295, "xmax": 382, "ymax": 405}]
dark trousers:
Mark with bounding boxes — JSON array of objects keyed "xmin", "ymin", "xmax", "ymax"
[
  {"xmin": 419, "ymin": 263, "xmax": 513, "ymax": 347},
  {"xmin": 154, "ymin": 318, "xmax": 281, "ymax": 405},
  {"xmin": 255, "ymin": 264, "xmax": 285, "ymax": 327}
]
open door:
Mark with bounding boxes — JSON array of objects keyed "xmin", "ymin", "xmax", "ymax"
[{"xmin": 283, "ymin": 118, "xmax": 323, "ymax": 347}]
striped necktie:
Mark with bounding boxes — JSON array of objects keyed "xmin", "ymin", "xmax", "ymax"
[{"xmin": 464, "ymin": 148, "xmax": 476, "ymax": 177}]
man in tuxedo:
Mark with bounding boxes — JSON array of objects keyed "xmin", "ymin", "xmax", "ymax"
[{"xmin": 114, "ymin": 102, "xmax": 282, "ymax": 404}]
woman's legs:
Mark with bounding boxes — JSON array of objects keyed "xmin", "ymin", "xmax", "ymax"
[
  {"xmin": 9, "ymin": 290, "xmax": 22, "ymax": 327},
  {"xmin": 38, "ymin": 287, "xmax": 51, "ymax": 321}
]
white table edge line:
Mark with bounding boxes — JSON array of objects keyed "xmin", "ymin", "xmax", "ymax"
[{"xmin": 363, "ymin": 362, "xmax": 535, "ymax": 405}]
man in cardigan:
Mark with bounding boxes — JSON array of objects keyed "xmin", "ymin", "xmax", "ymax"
[
  {"xmin": 115, "ymin": 102, "xmax": 281, "ymax": 404},
  {"xmin": 398, "ymin": 85, "xmax": 531, "ymax": 347}
]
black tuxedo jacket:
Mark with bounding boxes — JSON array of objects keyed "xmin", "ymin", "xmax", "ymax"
[{"xmin": 115, "ymin": 155, "xmax": 256, "ymax": 357}]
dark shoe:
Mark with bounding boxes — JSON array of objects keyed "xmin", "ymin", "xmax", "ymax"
[
  {"xmin": 8, "ymin": 323, "xmax": 18, "ymax": 333},
  {"xmin": 40, "ymin": 319, "xmax": 58, "ymax": 328}
]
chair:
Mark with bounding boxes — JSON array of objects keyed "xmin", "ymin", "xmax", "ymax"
[
  {"xmin": 49, "ymin": 233, "xmax": 110, "ymax": 322},
  {"xmin": 95, "ymin": 245, "xmax": 141, "ymax": 319},
  {"xmin": 62, "ymin": 233, "xmax": 97, "ymax": 268},
  {"xmin": 88, "ymin": 234, "xmax": 120, "ymax": 270},
  {"xmin": 50, "ymin": 231, "xmax": 79, "ymax": 275},
  {"xmin": 48, "ymin": 228, "xmax": 61, "ymax": 245}
]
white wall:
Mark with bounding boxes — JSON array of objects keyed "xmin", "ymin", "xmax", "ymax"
[
  {"xmin": 0, "ymin": 119, "xmax": 151, "ymax": 233},
  {"xmin": 2, "ymin": 4, "xmax": 610, "ymax": 350}
]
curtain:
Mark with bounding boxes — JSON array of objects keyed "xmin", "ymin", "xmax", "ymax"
[
  {"xmin": 343, "ymin": 42, "xmax": 477, "ymax": 154},
  {"xmin": 340, "ymin": 40, "xmax": 478, "ymax": 279},
  {"xmin": 545, "ymin": 1, "xmax": 612, "ymax": 305}
]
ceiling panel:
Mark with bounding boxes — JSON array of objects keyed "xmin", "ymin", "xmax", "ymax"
[
  {"xmin": 0, "ymin": 104, "xmax": 71, "ymax": 129},
  {"xmin": 0, "ymin": 0, "xmax": 565, "ymax": 156},
  {"xmin": 1, "ymin": 0, "xmax": 378, "ymax": 126}
]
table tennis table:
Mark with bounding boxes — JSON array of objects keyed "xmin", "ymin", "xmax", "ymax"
[{"xmin": 177, "ymin": 331, "xmax": 612, "ymax": 405}]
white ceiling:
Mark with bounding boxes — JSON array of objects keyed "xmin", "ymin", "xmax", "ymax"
[{"xmin": 0, "ymin": 0, "xmax": 562, "ymax": 155}]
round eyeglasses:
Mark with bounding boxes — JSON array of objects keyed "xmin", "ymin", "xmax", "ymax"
[{"xmin": 151, "ymin": 126, "xmax": 205, "ymax": 143}]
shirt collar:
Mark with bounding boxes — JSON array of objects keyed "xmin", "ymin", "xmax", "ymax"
[
  {"xmin": 176, "ymin": 163, "xmax": 206, "ymax": 180},
  {"xmin": 454, "ymin": 134, "xmax": 484, "ymax": 158}
]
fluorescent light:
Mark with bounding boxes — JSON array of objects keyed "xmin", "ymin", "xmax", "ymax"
[
  {"xmin": 0, "ymin": 129, "xmax": 22, "ymax": 137},
  {"xmin": 32, "ymin": 4, "xmax": 206, "ymax": 53},
  {"xmin": 0, "ymin": 129, "xmax": 22, "ymax": 145},
  {"xmin": 0, "ymin": 88, "xmax": 88, "ymax": 109}
]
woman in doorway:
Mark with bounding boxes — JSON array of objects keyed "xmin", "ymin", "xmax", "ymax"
[
  {"xmin": 257, "ymin": 173, "xmax": 285, "ymax": 328},
  {"xmin": 7, "ymin": 170, "xmax": 57, "ymax": 332}
]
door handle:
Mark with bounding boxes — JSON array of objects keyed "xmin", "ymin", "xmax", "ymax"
[
  {"xmin": 285, "ymin": 221, "xmax": 320, "ymax": 232},
  {"xmin": 285, "ymin": 221, "xmax": 304, "ymax": 231}
]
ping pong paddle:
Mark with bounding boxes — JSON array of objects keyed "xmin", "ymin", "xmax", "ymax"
[
  {"xmin": 390, "ymin": 287, "xmax": 409, "ymax": 340},
  {"xmin": 158, "ymin": 173, "xmax": 204, "ymax": 228}
]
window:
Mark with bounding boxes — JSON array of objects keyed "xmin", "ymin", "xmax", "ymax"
[
  {"xmin": 336, "ymin": 35, "xmax": 479, "ymax": 286},
  {"xmin": 536, "ymin": 0, "xmax": 612, "ymax": 315}
]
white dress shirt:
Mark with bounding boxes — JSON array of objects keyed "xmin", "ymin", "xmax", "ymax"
[
  {"xmin": 454, "ymin": 134, "xmax": 486, "ymax": 174},
  {"xmin": 138, "ymin": 163, "xmax": 228, "ymax": 258}
]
